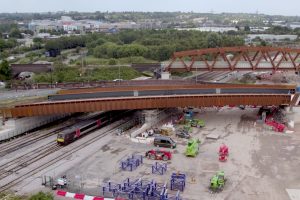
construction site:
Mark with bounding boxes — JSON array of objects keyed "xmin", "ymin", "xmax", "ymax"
[
  {"xmin": 0, "ymin": 46, "xmax": 300, "ymax": 200},
  {"xmin": 1, "ymin": 105, "xmax": 299, "ymax": 200}
]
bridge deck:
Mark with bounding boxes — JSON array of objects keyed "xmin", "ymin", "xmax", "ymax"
[
  {"xmin": 57, "ymin": 83, "xmax": 296, "ymax": 95},
  {"xmin": 2, "ymin": 94, "xmax": 291, "ymax": 118}
]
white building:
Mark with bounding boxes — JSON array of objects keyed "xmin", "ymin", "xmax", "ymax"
[{"xmin": 289, "ymin": 22, "xmax": 300, "ymax": 29}]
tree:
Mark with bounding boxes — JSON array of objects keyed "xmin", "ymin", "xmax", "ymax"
[
  {"xmin": 108, "ymin": 58, "xmax": 117, "ymax": 65},
  {"xmin": 93, "ymin": 42, "xmax": 119, "ymax": 58},
  {"xmin": 244, "ymin": 25, "xmax": 250, "ymax": 32},
  {"xmin": 33, "ymin": 38, "xmax": 43, "ymax": 43},
  {"xmin": 119, "ymin": 30, "xmax": 139, "ymax": 44},
  {"xmin": 0, "ymin": 60, "xmax": 11, "ymax": 80},
  {"xmin": 45, "ymin": 40, "xmax": 63, "ymax": 50},
  {"xmin": 206, "ymin": 33, "xmax": 222, "ymax": 48},
  {"xmin": 260, "ymin": 40, "xmax": 267, "ymax": 46},
  {"xmin": 0, "ymin": 39, "xmax": 5, "ymax": 51},
  {"xmin": 155, "ymin": 45, "xmax": 175, "ymax": 61},
  {"xmin": 117, "ymin": 44, "xmax": 148, "ymax": 58},
  {"xmin": 23, "ymin": 29, "xmax": 34, "ymax": 35},
  {"xmin": 9, "ymin": 28, "xmax": 22, "ymax": 38}
]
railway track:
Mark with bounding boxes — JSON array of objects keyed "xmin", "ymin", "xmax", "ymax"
[
  {"xmin": 0, "ymin": 120, "xmax": 129, "ymax": 192},
  {"xmin": 193, "ymin": 71, "xmax": 231, "ymax": 82},
  {"xmin": 0, "ymin": 142, "xmax": 60, "ymax": 179},
  {"xmin": 0, "ymin": 112, "xmax": 103, "ymax": 157},
  {"xmin": 0, "ymin": 126, "xmax": 68, "ymax": 157}
]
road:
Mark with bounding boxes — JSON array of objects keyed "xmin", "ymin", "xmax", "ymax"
[{"xmin": 48, "ymin": 88, "xmax": 292, "ymax": 101}]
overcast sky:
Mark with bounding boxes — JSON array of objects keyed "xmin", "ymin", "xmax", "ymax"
[{"xmin": 0, "ymin": 0, "xmax": 299, "ymax": 16}]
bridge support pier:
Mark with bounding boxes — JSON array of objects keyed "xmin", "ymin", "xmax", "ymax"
[
  {"xmin": 289, "ymin": 93, "xmax": 300, "ymax": 112},
  {"xmin": 0, "ymin": 116, "xmax": 3, "ymax": 128},
  {"xmin": 161, "ymin": 72, "xmax": 171, "ymax": 80}
]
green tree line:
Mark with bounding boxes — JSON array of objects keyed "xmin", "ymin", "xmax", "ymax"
[{"xmin": 45, "ymin": 29, "xmax": 245, "ymax": 61}]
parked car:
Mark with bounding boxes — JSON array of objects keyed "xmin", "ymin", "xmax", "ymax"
[
  {"xmin": 145, "ymin": 149, "xmax": 172, "ymax": 161},
  {"xmin": 176, "ymin": 129, "xmax": 191, "ymax": 139},
  {"xmin": 153, "ymin": 135, "xmax": 176, "ymax": 149}
]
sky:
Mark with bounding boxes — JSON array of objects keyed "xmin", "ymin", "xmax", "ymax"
[{"xmin": 0, "ymin": 0, "xmax": 299, "ymax": 16}]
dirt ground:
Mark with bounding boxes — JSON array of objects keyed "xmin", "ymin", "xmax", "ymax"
[{"xmin": 11, "ymin": 107, "xmax": 300, "ymax": 200}]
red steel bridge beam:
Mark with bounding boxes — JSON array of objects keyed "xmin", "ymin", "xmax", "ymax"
[{"xmin": 165, "ymin": 46, "xmax": 300, "ymax": 72}]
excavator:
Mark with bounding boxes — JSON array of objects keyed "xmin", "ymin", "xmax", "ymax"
[{"xmin": 210, "ymin": 171, "xmax": 226, "ymax": 192}]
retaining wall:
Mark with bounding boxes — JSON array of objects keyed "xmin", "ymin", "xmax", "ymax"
[{"xmin": 0, "ymin": 114, "xmax": 68, "ymax": 141}]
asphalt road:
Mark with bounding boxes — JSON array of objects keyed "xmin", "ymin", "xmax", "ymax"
[{"xmin": 48, "ymin": 88, "xmax": 291, "ymax": 101}]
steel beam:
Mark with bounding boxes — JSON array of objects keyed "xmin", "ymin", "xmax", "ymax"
[
  {"xmin": 2, "ymin": 94, "xmax": 291, "ymax": 118},
  {"xmin": 167, "ymin": 46, "xmax": 300, "ymax": 72}
]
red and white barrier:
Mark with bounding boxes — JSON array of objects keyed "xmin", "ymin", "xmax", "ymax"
[{"xmin": 56, "ymin": 190, "xmax": 125, "ymax": 200}]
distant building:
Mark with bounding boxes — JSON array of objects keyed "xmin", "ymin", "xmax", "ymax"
[
  {"xmin": 28, "ymin": 20, "xmax": 63, "ymax": 33},
  {"xmin": 63, "ymin": 22, "xmax": 84, "ymax": 32},
  {"xmin": 175, "ymin": 27, "xmax": 238, "ymax": 33},
  {"xmin": 35, "ymin": 33, "xmax": 51, "ymax": 38},
  {"xmin": 28, "ymin": 16, "xmax": 154, "ymax": 34},
  {"xmin": 250, "ymin": 27, "xmax": 269, "ymax": 32},
  {"xmin": 271, "ymin": 21, "xmax": 287, "ymax": 27},
  {"xmin": 245, "ymin": 34, "xmax": 298, "ymax": 44},
  {"xmin": 289, "ymin": 22, "xmax": 300, "ymax": 29},
  {"xmin": 61, "ymin": 16, "xmax": 73, "ymax": 21}
]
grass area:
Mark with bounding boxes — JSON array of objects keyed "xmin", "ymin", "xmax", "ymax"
[
  {"xmin": 17, "ymin": 57, "xmax": 32, "ymax": 64},
  {"xmin": 0, "ymin": 191, "xmax": 53, "ymax": 200},
  {"xmin": 73, "ymin": 56, "xmax": 157, "ymax": 66},
  {"xmin": 33, "ymin": 65, "xmax": 141, "ymax": 83}
]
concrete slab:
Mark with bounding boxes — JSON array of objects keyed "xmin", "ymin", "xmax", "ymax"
[
  {"xmin": 206, "ymin": 133, "xmax": 220, "ymax": 139},
  {"xmin": 286, "ymin": 189, "xmax": 300, "ymax": 200}
]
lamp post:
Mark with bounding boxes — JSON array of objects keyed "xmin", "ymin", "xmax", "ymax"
[
  {"xmin": 50, "ymin": 68, "xmax": 53, "ymax": 88},
  {"xmin": 118, "ymin": 65, "xmax": 121, "ymax": 85},
  {"xmin": 196, "ymin": 65, "xmax": 197, "ymax": 84}
]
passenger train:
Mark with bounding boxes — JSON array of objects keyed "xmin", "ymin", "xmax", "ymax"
[{"xmin": 57, "ymin": 110, "xmax": 131, "ymax": 145}]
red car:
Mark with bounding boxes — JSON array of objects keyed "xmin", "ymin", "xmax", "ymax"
[{"xmin": 145, "ymin": 149, "xmax": 172, "ymax": 161}]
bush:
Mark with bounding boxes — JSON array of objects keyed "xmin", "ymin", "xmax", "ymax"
[
  {"xmin": 108, "ymin": 58, "xmax": 117, "ymax": 65},
  {"xmin": 28, "ymin": 191, "xmax": 53, "ymax": 200}
]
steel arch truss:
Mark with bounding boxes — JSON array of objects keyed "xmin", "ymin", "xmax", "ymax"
[{"xmin": 165, "ymin": 46, "xmax": 300, "ymax": 72}]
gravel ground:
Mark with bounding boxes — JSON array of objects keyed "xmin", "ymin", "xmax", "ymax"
[
  {"xmin": 0, "ymin": 89, "xmax": 59, "ymax": 101},
  {"xmin": 2, "ymin": 107, "xmax": 300, "ymax": 200}
]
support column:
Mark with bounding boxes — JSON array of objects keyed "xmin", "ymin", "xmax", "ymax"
[
  {"xmin": 0, "ymin": 116, "xmax": 3, "ymax": 128},
  {"xmin": 161, "ymin": 72, "xmax": 171, "ymax": 80},
  {"xmin": 290, "ymin": 93, "xmax": 300, "ymax": 112}
]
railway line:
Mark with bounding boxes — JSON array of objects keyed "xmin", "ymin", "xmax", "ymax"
[
  {"xmin": 0, "ymin": 119, "xmax": 130, "ymax": 193},
  {"xmin": 193, "ymin": 71, "xmax": 231, "ymax": 82},
  {"xmin": 0, "ymin": 112, "xmax": 104, "ymax": 156},
  {"xmin": 0, "ymin": 126, "xmax": 68, "ymax": 157},
  {"xmin": 0, "ymin": 142, "xmax": 60, "ymax": 179}
]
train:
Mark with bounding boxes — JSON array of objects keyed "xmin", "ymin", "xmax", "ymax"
[{"xmin": 57, "ymin": 110, "xmax": 131, "ymax": 145}]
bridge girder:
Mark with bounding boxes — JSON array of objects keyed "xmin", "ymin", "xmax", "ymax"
[{"xmin": 165, "ymin": 46, "xmax": 300, "ymax": 72}]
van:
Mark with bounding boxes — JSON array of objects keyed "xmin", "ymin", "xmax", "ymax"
[{"xmin": 154, "ymin": 135, "xmax": 176, "ymax": 149}]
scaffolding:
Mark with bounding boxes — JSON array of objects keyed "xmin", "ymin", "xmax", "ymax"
[
  {"xmin": 152, "ymin": 162, "xmax": 168, "ymax": 175},
  {"xmin": 102, "ymin": 178, "xmax": 181, "ymax": 200},
  {"xmin": 120, "ymin": 155, "xmax": 143, "ymax": 171}
]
